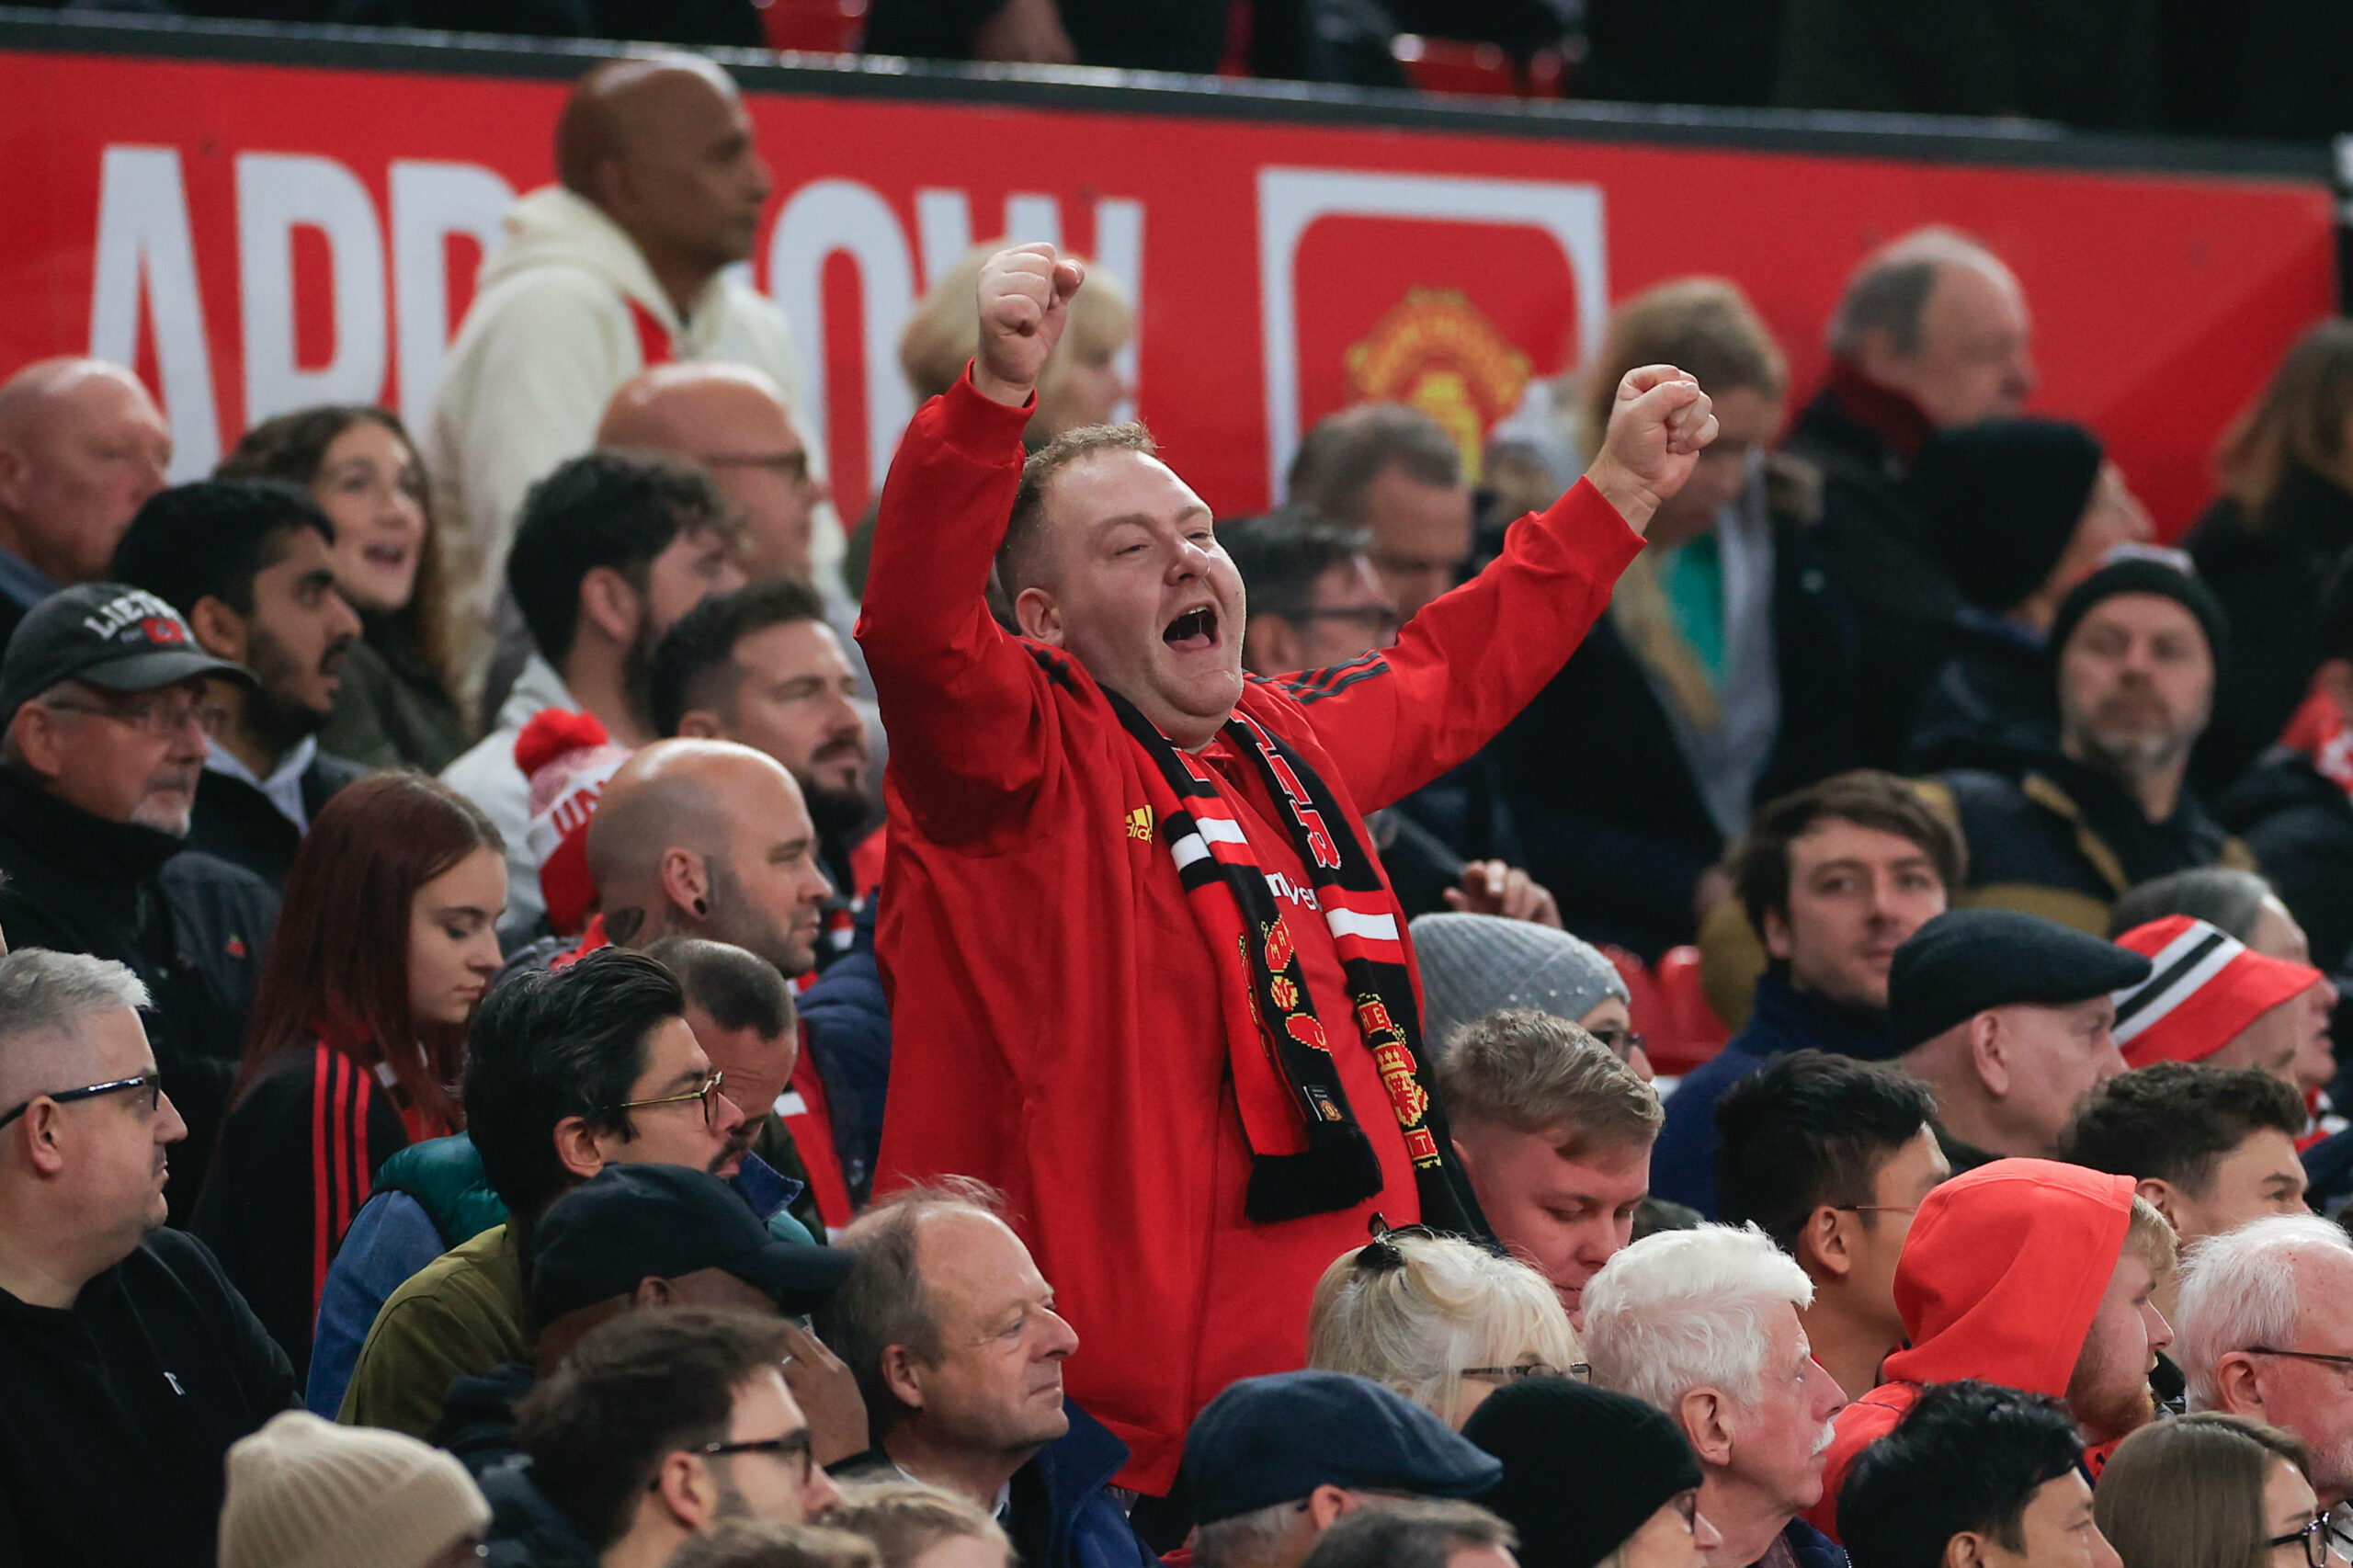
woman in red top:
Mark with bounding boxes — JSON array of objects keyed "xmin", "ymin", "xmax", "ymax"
[{"xmin": 192, "ymin": 772, "xmax": 506, "ymax": 1375}]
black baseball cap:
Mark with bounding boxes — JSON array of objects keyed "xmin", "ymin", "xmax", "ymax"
[
  {"xmin": 1180, "ymin": 1370, "xmax": 1502, "ymax": 1524},
  {"xmin": 529, "ymin": 1164, "xmax": 851, "ymax": 1322},
  {"xmin": 0, "ymin": 582, "xmax": 254, "ymax": 720}
]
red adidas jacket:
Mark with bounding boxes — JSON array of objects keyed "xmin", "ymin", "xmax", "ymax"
[
  {"xmin": 1807, "ymin": 1159, "xmax": 2137, "ymax": 1540},
  {"xmin": 858, "ymin": 370, "xmax": 1641, "ymax": 1492}
]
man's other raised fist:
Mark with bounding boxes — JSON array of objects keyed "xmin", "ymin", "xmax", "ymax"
[{"xmin": 972, "ymin": 243, "xmax": 1086, "ymax": 410}]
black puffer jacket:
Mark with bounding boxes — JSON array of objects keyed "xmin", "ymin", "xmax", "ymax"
[
  {"xmin": 2218, "ymin": 745, "xmax": 2353, "ymax": 971},
  {"xmin": 0, "ymin": 767, "xmax": 278, "ymax": 1221}
]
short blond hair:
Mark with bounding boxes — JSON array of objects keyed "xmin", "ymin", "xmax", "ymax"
[
  {"xmin": 897, "ymin": 243, "xmax": 1134, "ymax": 406},
  {"xmin": 827, "ymin": 1481, "xmax": 1010, "ymax": 1568},
  {"xmin": 1308, "ymin": 1230, "xmax": 1582, "ymax": 1427},
  {"xmin": 2126, "ymin": 1192, "xmax": 2180, "ymax": 1279},
  {"xmin": 1435, "ymin": 1008, "xmax": 1661, "ymax": 1150}
]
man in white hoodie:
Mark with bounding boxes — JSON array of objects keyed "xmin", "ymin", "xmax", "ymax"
[{"xmin": 426, "ymin": 52, "xmax": 817, "ymax": 710}]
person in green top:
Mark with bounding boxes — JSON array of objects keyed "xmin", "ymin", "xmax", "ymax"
[
  {"xmin": 220, "ymin": 405, "xmax": 472, "ymax": 774},
  {"xmin": 340, "ymin": 949, "xmax": 749, "ymax": 1438}
]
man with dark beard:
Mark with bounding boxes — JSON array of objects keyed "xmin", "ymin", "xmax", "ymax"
[
  {"xmin": 109, "ymin": 481, "xmax": 366, "ymax": 888},
  {"xmin": 1930, "ymin": 554, "xmax": 2251, "ymax": 933},
  {"xmin": 442, "ymin": 451, "xmax": 747, "ymax": 931},
  {"xmin": 649, "ymin": 578, "xmax": 877, "ymax": 929}
]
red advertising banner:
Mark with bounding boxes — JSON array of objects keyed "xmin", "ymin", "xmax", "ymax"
[{"xmin": 0, "ymin": 38, "xmax": 2335, "ymax": 534}]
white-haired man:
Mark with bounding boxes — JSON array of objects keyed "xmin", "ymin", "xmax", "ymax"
[
  {"xmin": 0, "ymin": 949, "xmax": 296, "ymax": 1568},
  {"xmin": 2176, "ymin": 1214, "xmax": 2353, "ymax": 1508},
  {"xmin": 1582, "ymin": 1223, "xmax": 1847, "ymax": 1568}
]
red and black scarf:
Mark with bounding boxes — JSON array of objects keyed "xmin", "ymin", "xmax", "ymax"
[{"xmin": 1107, "ymin": 687, "xmax": 1483, "ymax": 1233}]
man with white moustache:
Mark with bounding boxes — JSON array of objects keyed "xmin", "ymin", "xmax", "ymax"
[{"xmin": 1582, "ymin": 1223, "xmax": 1847, "ymax": 1568}]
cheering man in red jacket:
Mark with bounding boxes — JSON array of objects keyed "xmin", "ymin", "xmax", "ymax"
[{"xmin": 858, "ymin": 244, "xmax": 1717, "ymax": 1493}]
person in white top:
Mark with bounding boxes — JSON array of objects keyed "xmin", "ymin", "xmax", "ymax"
[{"xmin": 425, "ymin": 53, "xmax": 827, "ymax": 710}]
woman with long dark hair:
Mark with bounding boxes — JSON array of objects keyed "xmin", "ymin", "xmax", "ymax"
[
  {"xmin": 193, "ymin": 772, "xmax": 505, "ymax": 1373},
  {"xmin": 220, "ymin": 405, "xmax": 471, "ymax": 771}
]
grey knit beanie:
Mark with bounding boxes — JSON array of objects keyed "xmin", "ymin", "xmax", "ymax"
[
  {"xmin": 220, "ymin": 1410, "xmax": 491, "ymax": 1568},
  {"xmin": 1410, "ymin": 914, "xmax": 1630, "ymax": 1059}
]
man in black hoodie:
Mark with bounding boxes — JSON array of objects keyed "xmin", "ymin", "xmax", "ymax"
[
  {"xmin": 0, "ymin": 583, "xmax": 279, "ymax": 1221},
  {"xmin": 0, "ymin": 949, "xmax": 296, "ymax": 1568}
]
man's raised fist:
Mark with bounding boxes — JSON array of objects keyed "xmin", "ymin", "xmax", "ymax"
[
  {"xmin": 1582, "ymin": 364, "xmax": 1720, "ymax": 536},
  {"xmin": 972, "ymin": 243, "xmax": 1086, "ymax": 410}
]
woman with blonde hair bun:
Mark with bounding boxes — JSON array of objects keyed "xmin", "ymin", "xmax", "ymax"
[{"xmin": 1308, "ymin": 1225, "xmax": 1583, "ymax": 1428}]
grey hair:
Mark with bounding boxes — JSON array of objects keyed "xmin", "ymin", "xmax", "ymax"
[
  {"xmin": 2177, "ymin": 1214, "xmax": 2353, "ymax": 1412},
  {"xmin": 1193, "ymin": 1503, "xmax": 1302, "ymax": 1568},
  {"xmin": 1581, "ymin": 1222, "xmax": 1814, "ymax": 1414},
  {"xmin": 0, "ymin": 950, "xmax": 149, "ymax": 1049},
  {"xmin": 1286, "ymin": 403, "xmax": 1462, "ymax": 526},
  {"xmin": 1825, "ymin": 226, "xmax": 2014, "ymax": 358}
]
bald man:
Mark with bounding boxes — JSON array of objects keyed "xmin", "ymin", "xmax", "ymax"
[
  {"xmin": 425, "ymin": 52, "xmax": 827, "ymax": 713},
  {"xmin": 1784, "ymin": 226, "xmax": 2040, "ymax": 765},
  {"xmin": 0, "ymin": 359, "xmax": 171, "ymax": 646},
  {"xmin": 580, "ymin": 738, "xmax": 835, "ymax": 977}
]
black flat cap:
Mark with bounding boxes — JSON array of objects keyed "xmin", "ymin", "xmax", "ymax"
[
  {"xmin": 1888, "ymin": 909, "xmax": 2154, "ymax": 1051},
  {"xmin": 1180, "ymin": 1370, "xmax": 1501, "ymax": 1524},
  {"xmin": 529, "ymin": 1164, "xmax": 850, "ymax": 1322},
  {"xmin": 1463, "ymin": 1378, "xmax": 1702, "ymax": 1568}
]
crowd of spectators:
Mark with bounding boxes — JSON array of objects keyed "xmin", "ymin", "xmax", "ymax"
[{"xmin": 10, "ymin": 42, "xmax": 2353, "ymax": 1568}]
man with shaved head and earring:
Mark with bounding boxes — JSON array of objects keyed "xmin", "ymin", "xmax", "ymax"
[
  {"xmin": 426, "ymin": 51, "xmax": 824, "ymax": 710},
  {"xmin": 858, "ymin": 242, "xmax": 1719, "ymax": 1494}
]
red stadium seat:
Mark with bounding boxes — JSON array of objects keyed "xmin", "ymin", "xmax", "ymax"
[
  {"xmin": 760, "ymin": 0, "xmax": 868, "ymax": 55},
  {"xmin": 1392, "ymin": 35, "xmax": 1572, "ymax": 98},
  {"xmin": 1602, "ymin": 944, "xmax": 1731, "ymax": 1077}
]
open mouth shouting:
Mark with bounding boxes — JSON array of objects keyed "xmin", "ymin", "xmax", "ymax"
[{"xmin": 1164, "ymin": 604, "xmax": 1220, "ymax": 653}]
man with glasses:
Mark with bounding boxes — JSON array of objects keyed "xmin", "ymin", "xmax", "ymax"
[
  {"xmin": 2177, "ymin": 1215, "xmax": 2353, "ymax": 1512},
  {"xmin": 341, "ymin": 950, "xmax": 751, "ymax": 1440},
  {"xmin": 0, "ymin": 949, "xmax": 297, "ymax": 1568},
  {"xmin": 0, "ymin": 581, "xmax": 279, "ymax": 1220},
  {"xmin": 486, "ymin": 1307, "xmax": 842, "ymax": 1568},
  {"xmin": 824, "ymin": 1183, "xmax": 1157, "ymax": 1568},
  {"xmin": 1715, "ymin": 1051, "xmax": 1949, "ymax": 1401}
]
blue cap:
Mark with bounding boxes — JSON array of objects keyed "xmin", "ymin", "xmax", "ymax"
[{"xmin": 1180, "ymin": 1370, "xmax": 1502, "ymax": 1524}]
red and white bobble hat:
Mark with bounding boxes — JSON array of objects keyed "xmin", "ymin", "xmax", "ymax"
[
  {"xmin": 517, "ymin": 710, "xmax": 631, "ymax": 937},
  {"xmin": 2109, "ymin": 915, "xmax": 2322, "ymax": 1068}
]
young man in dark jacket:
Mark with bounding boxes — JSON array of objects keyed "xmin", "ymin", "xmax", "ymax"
[
  {"xmin": 1652, "ymin": 772, "xmax": 1959, "ymax": 1215},
  {"xmin": 0, "ymin": 583, "xmax": 279, "ymax": 1221},
  {"xmin": 110, "ymin": 480, "xmax": 369, "ymax": 889},
  {"xmin": 0, "ymin": 949, "xmax": 297, "ymax": 1568}
]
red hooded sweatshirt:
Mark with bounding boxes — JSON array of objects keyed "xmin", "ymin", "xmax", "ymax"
[
  {"xmin": 858, "ymin": 371, "xmax": 1640, "ymax": 1493},
  {"xmin": 1806, "ymin": 1158, "xmax": 2135, "ymax": 1540}
]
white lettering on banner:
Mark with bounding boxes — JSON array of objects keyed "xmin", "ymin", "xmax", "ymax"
[
  {"xmin": 767, "ymin": 178, "xmax": 919, "ymax": 503},
  {"xmin": 388, "ymin": 160, "xmax": 516, "ymax": 438},
  {"xmin": 1255, "ymin": 168, "xmax": 1608, "ymax": 498},
  {"xmin": 1092, "ymin": 198, "xmax": 1144, "ymax": 424},
  {"xmin": 1005, "ymin": 192, "xmax": 1064, "ymax": 250},
  {"xmin": 88, "ymin": 145, "xmax": 219, "ymax": 479},
  {"xmin": 914, "ymin": 188, "xmax": 973, "ymax": 288},
  {"xmin": 235, "ymin": 152, "xmax": 388, "ymax": 426}
]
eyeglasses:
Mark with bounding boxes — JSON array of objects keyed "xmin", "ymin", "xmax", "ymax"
[
  {"xmin": 700, "ymin": 450, "xmax": 815, "ymax": 488},
  {"xmin": 1584, "ymin": 1025, "xmax": 1647, "ymax": 1061},
  {"xmin": 688, "ymin": 1430, "xmax": 815, "ymax": 1487},
  {"xmin": 1461, "ymin": 1363, "xmax": 1590, "ymax": 1385},
  {"xmin": 1832, "ymin": 1204, "xmax": 1925, "ymax": 1217},
  {"xmin": 2269, "ymin": 1517, "xmax": 2331, "ymax": 1568},
  {"xmin": 42, "ymin": 690, "xmax": 217, "ymax": 739},
  {"xmin": 2246, "ymin": 1347, "xmax": 2353, "ymax": 1377},
  {"xmin": 0, "ymin": 1072, "xmax": 164, "ymax": 1131},
  {"xmin": 609, "ymin": 1068, "xmax": 728, "ymax": 1126}
]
